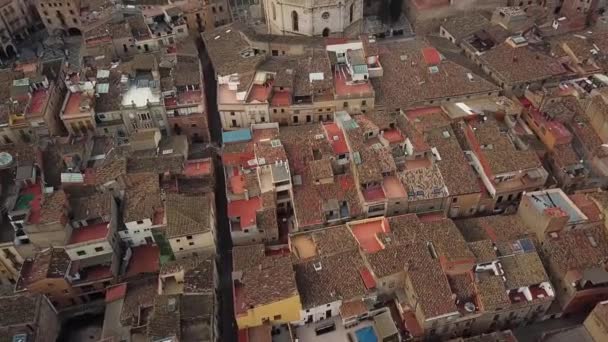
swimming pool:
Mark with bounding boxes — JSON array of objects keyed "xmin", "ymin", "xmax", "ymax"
[{"xmin": 354, "ymin": 326, "xmax": 378, "ymax": 342}]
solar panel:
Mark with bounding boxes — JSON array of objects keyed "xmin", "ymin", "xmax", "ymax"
[
  {"xmin": 96, "ymin": 83, "xmax": 109, "ymax": 94},
  {"xmin": 519, "ymin": 238, "xmax": 535, "ymax": 253}
]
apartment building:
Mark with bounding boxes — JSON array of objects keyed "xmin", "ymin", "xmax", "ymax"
[
  {"xmin": 518, "ymin": 188, "xmax": 608, "ymax": 315},
  {"xmin": 119, "ymin": 173, "xmax": 164, "ymax": 247},
  {"xmin": 165, "ymin": 193, "xmax": 216, "ymax": 259},
  {"xmin": 456, "ymin": 116, "xmax": 549, "ymax": 212}
]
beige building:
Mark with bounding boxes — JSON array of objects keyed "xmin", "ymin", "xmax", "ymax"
[
  {"xmin": 518, "ymin": 189, "xmax": 608, "ymax": 315},
  {"xmin": 166, "ymin": 193, "xmax": 216, "ymax": 259}
]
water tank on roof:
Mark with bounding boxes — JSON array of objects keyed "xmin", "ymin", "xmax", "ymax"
[
  {"xmin": 0, "ymin": 152, "xmax": 13, "ymax": 168},
  {"xmin": 464, "ymin": 302, "xmax": 476, "ymax": 313}
]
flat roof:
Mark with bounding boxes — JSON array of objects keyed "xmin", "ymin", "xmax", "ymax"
[
  {"xmin": 227, "ymin": 197, "xmax": 262, "ymax": 229},
  {"xmin": 349, "ymin": 218, "xmax": 389, "ymax": 253},
  {"xmin": 68, "ymin": 222, "xmax": 109, "ymax": 244},
  {"xmin": 526, "ymin": 189, "xmax": 587, "ymax": 224},
  {"xmin": 223, "ymin": 129, "xmax": 252, "ymax": 144},
  {"xmin": 121, "ymin": 85, "xmax": 160, "ymax": 107}
]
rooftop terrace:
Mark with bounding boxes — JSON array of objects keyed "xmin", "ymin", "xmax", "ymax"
[{"xmin": 68, "ymin": 222, "xmax": 109, "ymax": 245}]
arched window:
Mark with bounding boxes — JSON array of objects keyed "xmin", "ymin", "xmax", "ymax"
[
  {"xmin": 272, "ymin": 2, "xmax": 276, "ymax": 20},
  {"xmin": 292, "ymin": 10, "xmax": 298, "ymax": 31},
  {"xmin": 322, "ymin": 28, "xmax": 330, "ymax": 37},
  {"xmin": 350, "ymin": 4, "xmax": 354, "ymax": 23}
]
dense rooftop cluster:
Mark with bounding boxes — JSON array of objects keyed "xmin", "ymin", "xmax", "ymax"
[{"xmin": 2, "ymin": 0, "xmax": 608, "ymax": 342}]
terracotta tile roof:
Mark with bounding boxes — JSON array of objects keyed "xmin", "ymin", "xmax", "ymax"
[
  {"xmin": 340, "ymin": 300, "xmax": 368, "ymax": 319},
  {"xmin": 124, "ymin": 173, "xmax": 162, "ymax": 222},
  {"xmin": 398, "ymin": 163, "xmax": 448, "ymax": 201},
  {"xmin": 38, "ymin": 190, "xmax": 68, "ymax": 225},
  {"xmin": 478, "ymin": 43, "xmax": 568, "ymax": 85},
  {"xmin": 408, "ymin": 258, "xmax": 458, "ymax": 319},
  {"xmin": 174, "ymin": 55, "xmax": 201, "ymax": 87},
  {"xmin": 232, "ymin": 245, "xmax": 265, "ymax": 272},
  {"xmin": 425, "ymin": 126, "xmax": 480, "ymax": 195},
  {"xmin": 294, "ymin": 250, "xmax": 369, "ymax": 309},
  {"xmin": 448, "ymin": 272, "xmax": 477, "ymax": 305},
  {"xmin": 441, "ymin": 14, "xmax": 490, "ymax": 42},
  {"xmin": 18, "ymin": 248, "xmax": 71, "ymax": 288},
  {"xmin": 147, "ymin": 295, "xmax": 181, "ymax": 340},
  {"xmin": 255, "ymin": 207, "xmax": 278, "ymax": 236},
  {"xmin": 253, "ymin": 139, "xmax": 287, "ymax": 164},
  {"xmin": 466, "ymin": 118, "xmax": 541, "ymax": 175},
  {"xmin": 365, "ymin": 242, "xmax": 427, "ymax": 278},
  {"xmin": 501, "ymin": 252, "xmax": 549, "ymax": 290},
  {"xmin": 570, "ymin": 115, "xmax": 608, "ymax": 158},
  {"xmin": 120, "ymin": 280, "xmax": 157, "ymax": 326},
  {"xmin": 90, "ymin": 149, "xmax": 127, "ymax": 185},
  {"xmin": 311, "ymin": 225, "xmax": 358, "ymax": 256},
  {"xmin": 202, "ymin": 24, "xmax": 265, "ymax": 76},
  {"xmin": 258, "ymin": 57, "xmax": 295, "ymax": 89},
  {"xmin": 543, "ymin": 225, "xmax": 608, "ymax": 277},
  {"xmin": 292, "ymin": 49, "xmax": 333, "ymax": 97},
  {"xmin": 236, "ymin": 254, "xmax": 299, "ymax": 311},
  {"xmin": 0, "ymin": 293, "xmax": 39, "ymax": 327},
  {"xmin": 165, "ymin": 193, "xmax": 213, "ymax": 238},
  {"xmin": 467, "ymin": 240, "xmax": 497, "ymax": 264},
  {"xmin": 344, "ymin": 116, "xmax": 397, "ymax": 185},
  {"xmin": 280, "ymin": 124, "xmax": 362, "ymax": 227},
  {"xmin": 69, "ymin": 192, "xmax": 113, "ymax": 221},
  {"xmin": 552, "ymin": 143, "xmax": 581, "ymax": 167},
  {"xmin": 308, "ymin": 159, "xmax": 333, "ymax": 180},
  {"xmin": 456, "ymin": 215, "xmax": 533, "ymax": 243},
  {"xmin": 476, "ymin": 273, "xmax": 511, "ymax": 311},
  {"xmin": 183, "ymin": 255, "xmax": 215, "ymax": 294},
  {"xmin": 371, "ymin": 39, "xmax": 499, "ymax": 110}
]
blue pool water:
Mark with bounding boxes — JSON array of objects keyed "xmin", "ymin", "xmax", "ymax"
[{"xmin": 355, "ymin": 326, "xmax": 378, "ymax": 342}]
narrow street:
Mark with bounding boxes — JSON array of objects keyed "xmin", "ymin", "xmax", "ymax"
[{"xmin": 196, "ymin": 34, "xmax": 237, "ymax": 342}]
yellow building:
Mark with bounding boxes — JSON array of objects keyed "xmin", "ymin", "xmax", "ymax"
[{"xmin": 232, "ymin": 244, "xmax": 302, "ymax": 329}]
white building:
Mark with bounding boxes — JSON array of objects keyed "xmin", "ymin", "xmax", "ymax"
[{"xmin": 264, "ymin": 0, "xmax": 363, "ymax": 37}]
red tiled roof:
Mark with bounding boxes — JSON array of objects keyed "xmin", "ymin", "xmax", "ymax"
[
  {"xmin": 68, "ymin": 222, "xmax": 109, "ymax": 244},
  {"xmin": 105, "ymin": 283, "xmax": 127, "ymax": 303},
  {"xmin": 125, "ymin": 245, "xmax": 160, "ymax": 277}
]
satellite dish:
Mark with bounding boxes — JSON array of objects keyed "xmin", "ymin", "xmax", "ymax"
[
  {"xmin": 464, "ymin": 302, "xmax": 476, "ymax": 312},
  {"xmin": 0, "ymin": 152, "xmax": 13, "ymax": 168}
]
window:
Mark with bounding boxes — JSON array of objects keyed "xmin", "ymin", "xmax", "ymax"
[
  {"xmin": 291, "ymin": 11, "xmax": 298, "ymax": 31},
  {"xmin": 274, "ymin": 314, "xmax": 282, "ymax": 320},
  {"xmin": 219, "ymin": 6, "xmax": 223, "ymax": 12},
  {"xmin": 187, "ymin": 235, "xmax": 193, "ymax": 240},
  {"xmin": 77, "ymin": 250, "xmax": 86, "ymax": 256},
  {"xmin": 136, "ymin": 220, "xmax": 144, "ymax": 224},
  {"xmin": 212, "ymin": 6, "xmax": 216, "ymax": 13},
  {"xmin": 176, "ymin": 239, "xmax": 181, "ymax": 243},
  {"xmin": 189, "ymin": 242, "xmax": 195, "ymax": 246},
  {"xmin": 94, "ymin": 246, "xmax": 104, "ymax": 252},
  {"xmin": 349, "ymin": 3, "xmax": 354, "ymax": 23},
  {"xmin": 272, "ymin": 2, "xmax": 276, "ymax": 20}
]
